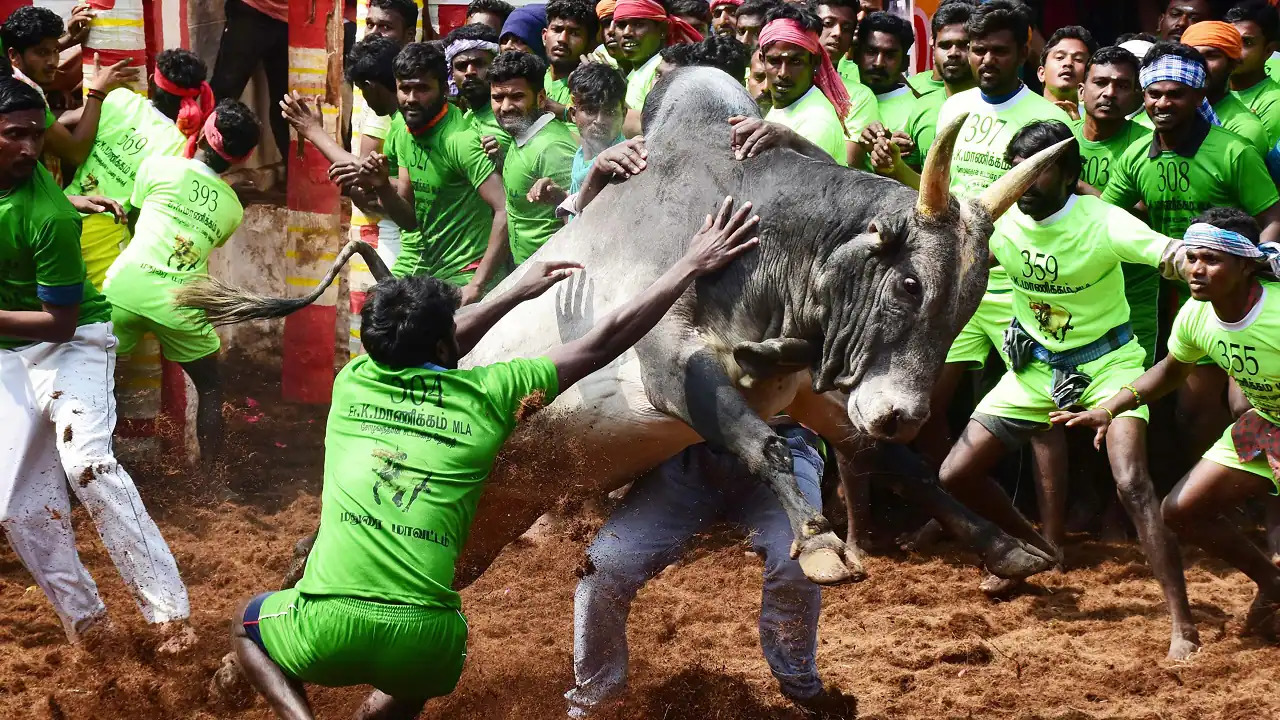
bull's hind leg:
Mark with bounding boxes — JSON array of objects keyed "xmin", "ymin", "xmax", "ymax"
[{"xmin": 647, "ymin": 347, "xmax": 860, "ymax": 585}]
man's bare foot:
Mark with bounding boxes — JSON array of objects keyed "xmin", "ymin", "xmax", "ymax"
[
  {"xmin": 979, "ymin": 573, "xmax": 1023, "ymax": 598},
  {"xmin": 156, "ymin": 622, "xmax": 198, "ymax": 655},
  {"xmin": 1167, "ymin": 628, "xmax": 1201, "ymax": 661},
  {"xmin": 898, "ymin": 519, "xmax": 944, "ymax": 551},
  {"xmin": 209, "ymin": 652, "xmax": 255, "ymax": 710},
  {"xmin": 1243, "ymin": 587, "xmax": 1280, "ymax": 637}
]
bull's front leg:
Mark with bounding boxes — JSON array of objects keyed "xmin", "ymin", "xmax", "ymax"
[{"xmin": 645, "ymin": 345, "xmax": 863, "ymax": 585}]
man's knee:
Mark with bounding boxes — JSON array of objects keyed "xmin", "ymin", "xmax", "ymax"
[
  {"xmin": 1161, "ymin": 494, "xmax": 1192, "ymax": 534},
  {"xmin": 1113, "ymin": 467, "xmax": 1157, "ymax": 510}
]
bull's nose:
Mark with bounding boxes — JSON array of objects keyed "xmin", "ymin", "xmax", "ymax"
[{"xmin": 877, "ymin": 407, "xmax": 929, "ymax": 443}]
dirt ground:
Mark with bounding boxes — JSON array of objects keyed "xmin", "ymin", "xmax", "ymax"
[{"xmin": 2, "ymin": 360, "xmax": 1278, "ymax": 720}]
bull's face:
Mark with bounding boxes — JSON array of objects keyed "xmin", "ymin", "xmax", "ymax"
[{"xmin": 809, "ymin": 114, "xmax": 1075, "ymax": 443}]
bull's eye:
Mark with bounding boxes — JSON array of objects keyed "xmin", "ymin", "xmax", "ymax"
[{"xmin": 902, "ymin": 276, "xmax": 921, "ymax": 297}]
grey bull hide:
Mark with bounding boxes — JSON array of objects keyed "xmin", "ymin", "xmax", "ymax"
[
  {"xmin": 447, "ymin": 66, "xmax": 1068, "ymax": 588},
  {"xmin": 185, "ymin": 65, "xmax": 1070, "ymax": 589}
]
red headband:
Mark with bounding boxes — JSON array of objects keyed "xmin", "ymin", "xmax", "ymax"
[
  {"xmin": 194, "ymin": 111, "xmax": 252, "ymax": 164},
  {"xmin": 758, "ymin": 18, "xmax": 851, "ymax": 122},
  {"xmin": 613, "ymin": 0, "xmax": 704, "ymax": 45},
  {"xmin": 709, "ymin": 0, "xmax": 742, "ymax": 8},
  {"xmin": 154, "ymin": 69, "xmax": 215, "ymax": 157}
]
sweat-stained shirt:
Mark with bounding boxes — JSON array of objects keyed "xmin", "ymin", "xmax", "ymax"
[{"xmin": 296, "ymin": 355, "xmax": 560, "ymax": 608}]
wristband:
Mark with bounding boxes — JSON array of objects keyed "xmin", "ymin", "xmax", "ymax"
[
  {"xmin": 1122, "ymin": 384, "xmax": 1143, "ymax": 406},
  {"xmin": 86, "ymin": 88, "xmax": 106, "ymax": 102},
  {"xmin": 1100, "ymin": 406, "xmax": 1115, "ymax": 421}
]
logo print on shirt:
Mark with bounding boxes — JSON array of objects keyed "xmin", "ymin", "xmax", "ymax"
[
  {"xmin": 168, "ymin": 235, "xmax": 201, "ymax": 272},
  {"xmin": 370, "ymin": 447, "xmax": 432, "ymax": 510},
  {"xmin": 1031, "ymin": 302, "xmax": 1075, "ymax": 343}
]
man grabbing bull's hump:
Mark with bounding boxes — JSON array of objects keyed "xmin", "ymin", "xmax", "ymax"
[{"xmin": 230, "ymin": 198, "xmax": 760, "ymax": 720}]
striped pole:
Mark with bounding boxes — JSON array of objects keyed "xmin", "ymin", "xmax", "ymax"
[{"xmin": 283, "ymin": 0, "xmax": 343, "ymax": 403}]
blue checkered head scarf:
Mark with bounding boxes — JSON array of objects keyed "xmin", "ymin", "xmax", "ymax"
[
  {"xmin": 1138, "ymin": 53, "xmax": 1221, "ymax": 127},
  {"xmin": 1184, "ymin": 223, "xmax": 1280, "ymax": 277}
]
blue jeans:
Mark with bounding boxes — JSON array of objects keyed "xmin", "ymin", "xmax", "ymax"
[{"xmin": 566, "ymin": 427, "xmax": 825, "ymax": 717}]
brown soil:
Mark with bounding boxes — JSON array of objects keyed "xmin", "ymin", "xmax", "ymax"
[{"xmin": 2, "ymin": 359, "xmax": 1278, "ymax": 720}]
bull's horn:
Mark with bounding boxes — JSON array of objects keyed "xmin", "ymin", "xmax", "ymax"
[
  {"xmin": 915, "ymin": 111, "xmax": 968, "ymax": 220},
  {"xmin": 975, "ymin": 136, "xmax": 1077, "ymax": 220}
]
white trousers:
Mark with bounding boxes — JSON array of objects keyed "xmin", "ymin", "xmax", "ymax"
[{"xmin": 0, "ymin": 323, "xmax": 189, "ymax": 639}]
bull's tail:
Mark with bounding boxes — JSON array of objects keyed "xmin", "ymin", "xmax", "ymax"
[{"xmin": 175, "ymin": 239, "xmax": 392, "ymax": 326}]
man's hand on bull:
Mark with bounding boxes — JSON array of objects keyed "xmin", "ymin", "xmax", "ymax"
[
  {"xmin": 592, "ymin": 137, "xmax": 647, "ymax": 178},
  {"xmin": 527, "ymin": 177, "xmax": 568, "ymax": 206},
  {"xmin": 727, "ymin": 116, "xmax": 796, "ymax": 159},
  {"xmin": 510, "ymin": 260, "xmax": 584, "ymax": 300},
  {"xmin": 680, "ymin": 196, "xmax": 761, "ymax": 276}
]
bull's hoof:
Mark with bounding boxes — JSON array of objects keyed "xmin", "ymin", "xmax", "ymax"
[
  {"xmin": 794, "ymin": 532, "xmax": 866, "ymax": 585},
  {"xmin": 982, "ymin": 535, "xmax": 1055, "ymax": 580}
]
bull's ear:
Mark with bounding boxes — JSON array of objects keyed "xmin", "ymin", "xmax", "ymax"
[{"xmin": 863, "ymin": 220, "xmax": 903, "ymax": 255}]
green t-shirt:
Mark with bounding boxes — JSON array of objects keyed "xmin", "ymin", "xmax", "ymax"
[
  {"xmin": 1101, "ymin": 122, "xmax": 1279, "ymax": 241},
  {"xmin": 463, "ymin": 103, "xmax": 514, "ymax": 159},
  {"xmin": 1214, "ymin": 92, "xmax": 1271, "ymax": 158},
  {"xmin": 989, "ymin": 194, "xmax": 1171, "ymax": 353},
  {"xmin": 103, "ymin": 156, "xmax": 243, "ymax": 329},
  {"xmin": 64, "ymin": 88, "xmax": 186, "ymax": 208},
  {"xmin": 1068, "ymin": 118, "xmax": 1151, "ymax": 193},
  {"xmin": 1168, "ymin": 280, "xmax": 1280, "ymax": 425},
  {"xmin": 841, "ymin": 78, "xmax": 881, "ymax": 138},
  {"xmin": 765, "ymin": 85, "xmax": 849, "ymax": 167},
  {"xmin": 875, "ymin": 85, "xmax": 917, "ymax": 133},
  {"xmin": 625, "ymin": 53, "xmax": 662, "ymax": 111},
  {"xmin": 503, "ymin": 115, "xmax": 577, "ymax": 264},
  {"xmin": 384, "ymin": 106, "xmax": 498, "ymax": 283},
  {"xmin": 1234, "ymin": 77, "xmax": 1280, "ymax": 154},
  {"xmin": 903, "ymin": 87, "xmax": 948, "ymax": 168},
  {"xmin": 0, "ymin": 165, "xmax": 109, "ymax": 349},
  {"xmin": 837, "ymin": 56, "xmax": 860, "ymax": 86},
  {"xmin": 936, "ymin": 85, "xmax": 1072, "ymax": 292},
  {"xmin": 545, "ymin": 68, "xmax": 572, "ymax": 106},
  {"xmin": 296, "ymin": 354, "xmax": 560, "ymax": 608},
  {"xmin": 907, "ymin": 70, "xmax": 944, "ymax": 96}
]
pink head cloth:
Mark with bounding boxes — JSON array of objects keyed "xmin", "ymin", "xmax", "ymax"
[
  {"xmin": 612, "ymin": 0, "xmax": 704, "ymax": 45},
  {"xmin": 153, "ymin": 69, "xmax": 215, "ymax": 158},
  {"xmin": 757, "ymin": 18, "xmax": 852, "ymax": 123},
  {"xmin": 194, "ymin": 111, "xmax": 253, "ymax": 164},
  {"xmin": 709, "ymin": 0, "xmax": 743, "ymax": 8}
]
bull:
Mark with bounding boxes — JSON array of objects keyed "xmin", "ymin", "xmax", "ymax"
[{"xmin": 180, "ymin": 66, "xmax": 1067, "ymax": 588}]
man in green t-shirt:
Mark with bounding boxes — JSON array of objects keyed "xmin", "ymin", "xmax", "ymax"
[
  {"xmin": 1183, "ymin": 21, "xmax": 1273, "ymax": 160},
  {"xmin": 103, "ymin": 100, "xmax": 259, "ymax": 466},
  {"xmin": 1036, "ymin": 26, "xmax": 1095, "ymax": 114},
  {"xmin": 541, "ymin": 0, "xmax": 598, "ymax": 123},
  {"xmin": 1102, "ymin": 43, "xmax": 1280, "ymax": 466},
  {"xmin": 444, "ymin": 23, "xmax": 514, "ymax": 166},
  {"xmin": 485, "ymin": 51, "xmax": 578, "ymax": 269},
  {"xmin": 1070, "ymin": 47, "xmax": 1157, "ymax": 365},
  {"xmin": 614, "ymin": 0, "xmax": 704, "ymax": 136},
  {"xmin": 1228, "ymin": 3, "xmax": 1280, "ymax": 158},
  {"xmin": 0, "ymin": 76, "xmax": 192, "ymax": 650},
  {"xmin": 1054, "ymin": 207, "xmax": 1280, "ymax": 645},
  {"xmin": 854, "ymin": 11, "xmax": 918, "ymax": 133},
  {"xmin": 939, "ymin": 120, "xmax": 1199, "ymax": 661},
  {"xmin": 230, "ymin": 197, "xmax": 761, "ymax": 718},
  {"xmin": 65, "ymin": 49, "xmax": 209, "ymax": 290}
]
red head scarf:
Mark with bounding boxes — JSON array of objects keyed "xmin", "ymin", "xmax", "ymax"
[
  {"xmin": 613, "ymin": 0, "xmax": 704, "ymax": 46},
  {"xmin": 757, "ymin": 18, "xmax": 852, "ymax": 122},
  {"xmin": 154, "ymin": 69, "xmax": 216, "ymax": 158},
  {"xmin": 709, "ymin": 0, "xmax": 743, "ymax": 8},
  {"xmin": 194, "ymin": 111, "xmax": 253, "ymax": 164}
]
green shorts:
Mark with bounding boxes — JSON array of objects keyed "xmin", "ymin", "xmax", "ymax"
[
  {"xmin": 254, "ymin": 588, "xmax": 468, "ymax": 700},
  {"xmin": 1202, "ymin": 425, "xmax": 1279, "ymax": 492},
  {"xmin": 111, "ymin": 304, "xmax": 220, "ymax": 363},
  {"xmin": 946, "ymin": 290, "xmax": 1012, "ymax": 369},
  {"xmin": 975, "ymin": 338, "xmax": 1150, "ymax": 425}
]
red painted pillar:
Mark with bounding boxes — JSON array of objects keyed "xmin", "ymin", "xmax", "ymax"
[{"xmin": 282, "ymin": 0, "xmax": 343, "ymax": 403}]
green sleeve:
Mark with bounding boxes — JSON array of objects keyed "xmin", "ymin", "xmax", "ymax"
[
  {"xmin": 1099, "ymin": 147, "xmax": 1140, "ymax": 210},
  {"xmin": 1103, "ymin": 206, "xmax": 1173, "ymax": 267},
  {"xmin": 843, "ymin": 84, "xmax": 881, "ymax": 137},
  {"xmin": 1232, "ymin": 145, "xmax": 1280, "ymax": 216},
  {"xmin": 383, "ymin": 123, "xmax": 403, "ymax": 175},
  {"xmin": 450, "ymin": 128, "xmax": 497, "ymax": 189},
  {"xmin": 482, "ymin": 357, "xmax": 561, "ymax": 427},
  {"xmin": 1166, "ymin": 302, "xmax": 1208, "ymax": 364},
  {"xmin": 33, "ymin": 214, "xmax": 89, "ymax": 301}
]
